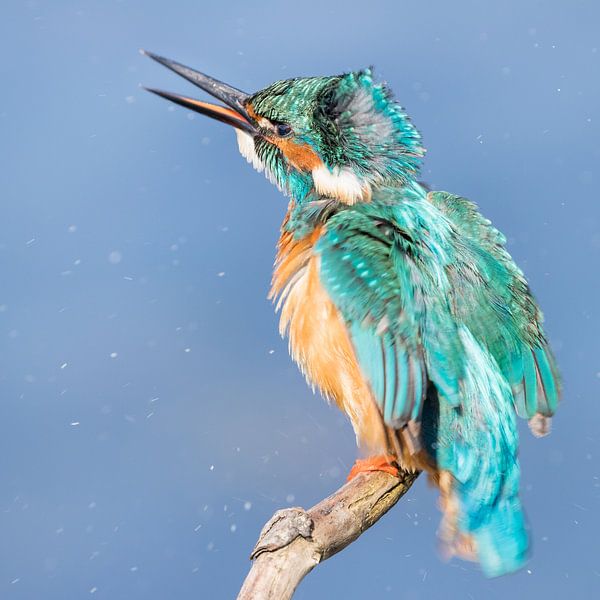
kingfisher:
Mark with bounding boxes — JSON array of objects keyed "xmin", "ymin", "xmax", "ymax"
[{"xmin": 143, "ymin": 51, "xmax": 560, "ymax": 577}]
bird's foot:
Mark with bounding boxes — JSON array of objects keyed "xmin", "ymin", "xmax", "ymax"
[
  {"xmin": 347, "ymin": 455, "xmax": 400, "ymax": 482},
  {"xmin": 250, "ymin": 507, "xmax": 313, "ymax": 560}
]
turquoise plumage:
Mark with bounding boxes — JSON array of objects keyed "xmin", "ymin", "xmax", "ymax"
[
  {"xmin": 314, "ymin": 186, "xmax": 557, "ymax": 575},
  {"xmin": 144, "ymin": 52, "xmax": 561, "ymax": 577}
]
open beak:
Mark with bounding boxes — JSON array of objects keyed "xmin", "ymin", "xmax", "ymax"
[{"xmin": 141, "ymin": 50, "xmax": 256, "ymax": 136}]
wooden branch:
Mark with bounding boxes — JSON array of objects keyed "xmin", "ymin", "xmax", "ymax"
[{"xmin": 237, "ymin": 468, "xmax": 419, "ymax": 600}]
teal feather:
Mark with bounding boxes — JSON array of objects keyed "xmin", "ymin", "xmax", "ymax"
[
  {"xmin": 534, "ymin": 346, "xmax": 559, "ymax": 414},
  {"xmin": 522, "ymin": 349, "xmax": 538, "ymax": 418}
]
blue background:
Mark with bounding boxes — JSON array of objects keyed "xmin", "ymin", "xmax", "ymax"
[{"xmin": 2, "ymin": 1, "xmax": 599, "ymax": 598}]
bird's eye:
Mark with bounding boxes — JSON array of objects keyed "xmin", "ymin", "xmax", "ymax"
[{"xmin": 275, "ymin": 122, "xmax": 292, "ymax": 137}]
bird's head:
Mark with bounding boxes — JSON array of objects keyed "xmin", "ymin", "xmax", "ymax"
[{"xmin": 143, "ymin": 52, "xmax": 424, "ymax": 204}]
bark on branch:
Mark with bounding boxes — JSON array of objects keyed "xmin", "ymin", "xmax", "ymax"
[{"xmin": 237, "ymin": 468, "xmax": 419, "ymax": 600}]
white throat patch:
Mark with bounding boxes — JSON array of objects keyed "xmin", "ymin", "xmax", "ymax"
[
  {"xmin": 311, "ymin": 165, "xmax": 371, "ymax": 204},
  {"xmin": 235, "ymin": 130, "xmax": 281, "ymax": 190},
  {"xmin": 235, "ymin": 130, "xmax": 264, "ymax": 172}
]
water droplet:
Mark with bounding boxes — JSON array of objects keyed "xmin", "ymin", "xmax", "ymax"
[{"xmin": 108, "ymin": 250, "xmax": 122, "ymax": 264}]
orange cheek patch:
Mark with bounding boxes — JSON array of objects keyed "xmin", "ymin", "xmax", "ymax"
[
  {"xmin": 244, "ymin": 103, "xmax": 322, "ymax": 172},
  {"xmin": 271, "ymin": 138, "xmax": 322, "ymax": 172}
]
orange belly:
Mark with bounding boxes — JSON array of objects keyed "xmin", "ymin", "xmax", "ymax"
[{"xmin": 270, "ymin": 223, "xmax": 393, "ymax": 456}]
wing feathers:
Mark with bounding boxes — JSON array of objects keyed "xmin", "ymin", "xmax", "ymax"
[
  {"xmin": 512, "ymin": 344, "xmax": 560, "ymax": 423},
  {"xmin": 532, "ymin": 346, "xmax": 559, "ymax": 414}
]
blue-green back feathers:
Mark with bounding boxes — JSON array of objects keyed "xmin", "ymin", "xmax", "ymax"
[
  {"xmin": 428, "ymin": 191, "xmax": 561, "ymax": 427},
  {"xmin": 316, "ymin": 189, "xmax": 462, "ymax": 431},
  {"xmin": 313, "ymin": 186, "xmax": 560, "ymax": 576}
]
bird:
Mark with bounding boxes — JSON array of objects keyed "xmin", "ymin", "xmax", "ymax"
[{"xmin": 142, "ymin": 51, "xmax": 560, "ymax": 577}]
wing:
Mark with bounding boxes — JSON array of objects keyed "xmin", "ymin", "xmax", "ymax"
[
  {"xmin": 428, "ymin": 191, "xmax": 561, "ymax": 425},
  {"xmin": 315, "ymin": 207, "xmax": 463, "ymax": 430}
]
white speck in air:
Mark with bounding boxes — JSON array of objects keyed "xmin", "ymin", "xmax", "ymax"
[
  {"xmin": 217, "ymin": 272, "xmax": 225, "ymax": 277},
  {"xmin": 68, "ymin": 225, "xmax": 77, "ymax": 233},
  {"xmin": 110, "ymin": 352, "xmax": 118, "ymax": 359},
  {"xmin": 244, "ymin": 501, "xmax": 252, "ymax": 511},
  {"xmin": 71, "ymin": 422, "xmax": 80, "ymax": 426},
  {"xmin": 60, "ymin": 363, "xmax": 68, "ymax": 369},
  {"xmin": 230, "ymin": 524, "xmax": 237, "ymax": 533},
  {"xmin": 286, "ymin": 494, "xmax": 295, "ymax": 503},
  {"xmin": 108, "ymin": 250, "xmax": 122, "ymax": 264}
]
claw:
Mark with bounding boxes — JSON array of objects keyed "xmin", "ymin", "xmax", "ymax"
[{"xmin": 347, "ymin": 455, "xmax": 400, "ymax": 481}]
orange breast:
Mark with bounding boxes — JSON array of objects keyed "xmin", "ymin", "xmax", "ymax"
[{"xmin": 269, "ymin": 219, "xmax": 390, "ymax": 455}]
